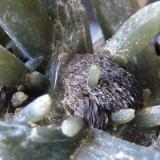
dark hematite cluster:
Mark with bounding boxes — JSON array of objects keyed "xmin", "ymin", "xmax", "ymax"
[
  {"xmin": 61, "ymin": 54, "xmax": 143, "ymax": 129},
  {"xmin": 0, "ymin": 84, "xmax": 15, "ymax": 116}
]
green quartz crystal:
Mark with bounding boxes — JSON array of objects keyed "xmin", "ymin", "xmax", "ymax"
[
  {"xmin": 61, "ymin": 116, "xmax": 85, "ymax": 137},
  {"xmin": 0, "ymin": 123, "xmax": 160, "ymax": 160},
  {"xmin": 104, "ymin": 2, "xmax": 160, "ymax": 60},
  {"xmin": 0, "ymin": 122, "xmax": 87, "ymax": 160},
  {"xmin": 135, "ymin": 105, "xmax": 160, "ymax": 128},
  {"xmin": 102, "ymin": 2, "xmax": 160, "ymax": 99},
  {"xmin": 0, "ymin": 0, "xmax": 53, "ymax": 58},
  {"xmin": 111, "ymin": 109, "xmax": 135, "ymax": 125},
  {"xmin": 0, "ymin": 45, "xmax": 27, "ymax": 86},
  {"xmin": 93, "ymin": 0, "xmax": 139, "ymax": 39},
  {"xmin": 88, "ymin": 65, "xmax": 101, "ymax": 89},
  {"xmin": 46, "ymin": 0, "xmax": 93, "ymax": 90},
  {"xmin": 74, "ymin": 129, "xmax": 160, "ymax": 160},
  {"xmin": 14, "ymin": 94, "xmax": 52, "ymax": 123}
]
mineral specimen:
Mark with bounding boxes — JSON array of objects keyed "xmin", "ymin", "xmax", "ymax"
[{"xmin": 61, "ymin": 54, "xmax": 142, "ymax": 129}]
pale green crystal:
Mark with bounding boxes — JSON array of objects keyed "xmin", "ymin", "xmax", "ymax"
[
  {"xmin": 135, "ymin": 105, "xmax": 160, "ymax": 128},
  {"xmin": 0, "ymin": 45, "xmax": 27, "ymax": 85},
  {"xmin": 11, "ymin": 92, "xmax": 28, "ymax": 107},
  {"xmin": 74, "ymin": 129, "xmax": 160, "ymax": 160},
  {"xmin": 104, "ymin": 2, "xmax": 160, "ymax": 60},
  {"xmin": 88, "ymin": 65, "xmax": 101, "ymax": 89},
  {"xmin": 61, "ymin": 117, "xmax": 85, "ymax": 137},
  {"xmin": 111, "ymin": 109, "xmax": 135, "ymax": 125},
  {"xmin": 92, "ymin": 0, "xmax": 139, "ymax": 39},
  {"xmin": 14, "ymin": 94, "xmax": 52, "ymax": 123},
  {"xmin": 0, "ymin": 123, "xmax": 86, "ymax": 160},
  {"xmin": 0, "ymin": 0, "xmax": 52, "ymax": 58},
  {"xmin": 0, "ymin": 124, "xmax": 160, "ymax": 160}
]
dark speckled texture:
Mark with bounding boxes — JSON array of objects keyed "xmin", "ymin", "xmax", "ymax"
[
  {"xmin": 0, "ymin": 84, "xmax": 15, "ymax": 116},
  {"xmin": 61, "ymin": 54, "xmax": 143, "ymax": 129}
]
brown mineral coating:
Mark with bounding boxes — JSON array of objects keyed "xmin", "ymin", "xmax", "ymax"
[{"xmin": 61, "ymin": 54, "xmax": 143, "ymax": 129}]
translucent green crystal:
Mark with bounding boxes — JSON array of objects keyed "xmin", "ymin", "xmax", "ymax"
[
  {"xmin": 46, "ymin": 0, "xmax": 93, "ymax": 90},
  {"xmin": 14, "ymin": 94, "xmax": 52, "ymax": 123},
  {"xmin": 61, "ymin": 117, "xmax": 85, "ymax": 137},
  {"xmin": 104, "ymin": 2, "xmax": 160, "ymax": 60},
  {"xmin": 88, "ymin": 65, "xmax": 101, "ymax": 89},
  {"xmin": 0, "ymin": 122, "xmax": 87, "ymax": 160},
  {"xmin": 111, "ymin": 109, "xmax": 135, "ymax": 125},
  {"xmin": 0, "ymin": 124, "xmax": 159, "ymax": 160},
  {"xmin": 74, "ymin": 129, "xmax": 160, "ymax": 160},
  {"xmin": 135, "ymin": 105, "xmax": 160, "ymax": 128},
  {"xmin": 0, "ymin": 45, "xmax": 27, "ymax": 85},
  {"xmin": 92, "ymin": 0, "xmax": 139, "ymax": 39},
  {"xmin": 0, "ymin": 0, "xmax": 53, "ymax": 58}
]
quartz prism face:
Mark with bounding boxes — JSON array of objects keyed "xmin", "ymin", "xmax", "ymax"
[
  {"xmin": 0, "ymin": 45, "xmax": 27, "ymax": 86},
  {"xmin": 92, "ymin": 0, "xmax": 139, "ymax": 39},
  {"xmin": 61, "ymin": 54, "xmax": 143, "ymax": 129},
  {"xmin": 74, "ymin": 129, "xmax": 160, "ymax": 160},
  {"xmin": 104, "ymin": 2, "xmax": 160, "ymax": 60},
  {"xmin": 0, "ymin": 0, "xmax": 53, "ymax": 58}
]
